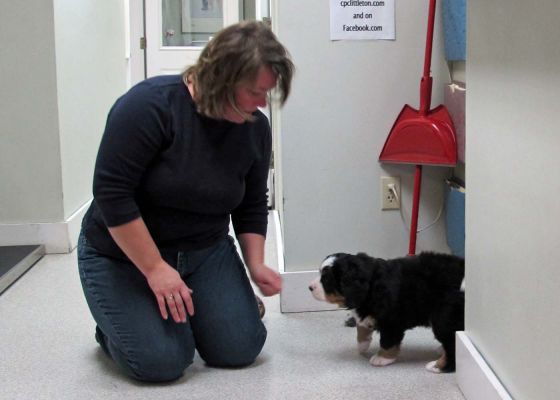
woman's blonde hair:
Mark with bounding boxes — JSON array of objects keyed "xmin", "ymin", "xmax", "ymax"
[{"xmin": 184, "ymin": 20, "xmax": 294, "ymax": 121}]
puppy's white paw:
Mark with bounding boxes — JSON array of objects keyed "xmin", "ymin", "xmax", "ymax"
[
  {"xmin": 357, "ymin": 340, "xmax": 371, "ymax": 354},
  {"xmin": 425, "ymin": 360, "xmax": 443, "ymax": 374},
  {"xmin": 369, "ymin": 354, "xmax": 397, "ymax": 367}
]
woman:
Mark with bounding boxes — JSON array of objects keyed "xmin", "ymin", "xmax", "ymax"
[{"xmin": 78, "ymin": 20, "xmax": 294, "ymax": 382}]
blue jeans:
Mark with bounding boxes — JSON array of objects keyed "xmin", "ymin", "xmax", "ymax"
[{"xmin": 77, "ymin": 231, "xmax": 266, "ymax": 382}]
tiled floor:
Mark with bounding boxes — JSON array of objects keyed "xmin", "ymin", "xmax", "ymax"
[{"xmin": 0, "ymin": 215, "xmax": 465, "ymax": 400}]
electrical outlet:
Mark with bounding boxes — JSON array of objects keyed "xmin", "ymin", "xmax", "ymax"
[{"xmin": 381, "ymin": 176, "xmax": 400, "ymax": 210}]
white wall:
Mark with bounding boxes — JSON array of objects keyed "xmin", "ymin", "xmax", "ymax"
[
  {"xmin": 466, "ymin": 1, "xmax": 560, "ymax": 399},
  {"xmin": 275, "ymin": 0, "xmax": 452, "ymax": 272},
  {"xmin": 53, "ymin": 0, "xmax": 128, "ymax": 220},
  {"xmin": 0, "ymin": 1, "xmax": 127, "ymax": 251},
  {"xmin": 0, "ymin": 0, "xmax": 63, "ymax": 223}
]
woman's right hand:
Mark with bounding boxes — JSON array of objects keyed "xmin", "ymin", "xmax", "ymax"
[
  {"xmin": 107, "ymin": 218, "xmax": 194, "ymax": 323},
  {"xmin": 145, "ymin": 260, "xmax": 195, "ymax": 323}
]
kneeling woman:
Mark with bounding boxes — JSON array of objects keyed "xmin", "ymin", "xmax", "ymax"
[{"xmin": 77, "ymin": 21, "xmax": 294, "ymax": 382}]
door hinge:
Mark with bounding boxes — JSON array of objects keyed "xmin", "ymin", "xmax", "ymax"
[{"xmin": 140, "ymin": 37, "xmax": 146, "ymax": 50}]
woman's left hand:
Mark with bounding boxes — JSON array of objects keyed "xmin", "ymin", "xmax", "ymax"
[{"xmin": 249, "ymin": 264, "xmax": 282, "ymax": 296}]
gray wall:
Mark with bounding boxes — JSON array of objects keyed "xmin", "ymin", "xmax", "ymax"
[
  {"xmin": 467, "ymin": 1, "xmax": 560, "ymax": 399},
  {"xmin": 0, "ymin": 1, "xmax": 127, "ymax": 227},
  {"xmin": 276, "ymin": 0, "xmax": 452, "ymax": 271},
  {"xmin": 1, "ymin": 0, "xmax": 62, "ymax": 223}
]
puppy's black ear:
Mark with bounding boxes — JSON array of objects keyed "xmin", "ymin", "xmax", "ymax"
[
  {"xmin": 350, "ymin": 255, "xmax": 393, "ymax": 320},
  {"xmin": 339, "ymin": 258, "xmax": 372, "ymax": 309}
]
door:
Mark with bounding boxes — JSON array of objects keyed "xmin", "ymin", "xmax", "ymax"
[{"xmin": 145, "ymin": 0, "xmax": 242, "ymax": 77}]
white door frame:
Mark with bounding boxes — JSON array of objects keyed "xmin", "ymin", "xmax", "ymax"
[
  {"xmin": 128, "ymin": 0, "xmax": 147, "ymax": 87},
  {"xmin": 269, "ymin": 0, "xmax": 283, "ymax": 231}
]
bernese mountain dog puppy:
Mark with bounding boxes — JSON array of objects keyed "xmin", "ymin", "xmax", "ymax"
[{"xmin": 309, "ymin": 252, "xmax": 464, "ymax": 373}]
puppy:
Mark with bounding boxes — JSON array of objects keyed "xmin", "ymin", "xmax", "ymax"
[{"xmin": 309, "ymin": 252, "xmax": 464, "ymax": 373}]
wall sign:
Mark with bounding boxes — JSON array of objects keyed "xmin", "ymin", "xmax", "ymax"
[{"xmin": 330, "ymin": 0, "xmax": 395, "ymax": 40}]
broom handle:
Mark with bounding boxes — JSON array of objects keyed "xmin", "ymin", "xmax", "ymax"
[
  {"xmin": 408, "ymin": 165, "xmax": 423, "ymax": 256},
  {"xmin": 423, "ymin": 0, "xmax": 436, "ymax": 79},
  {"xmin": 419, "ymin": 0, "xmax": 436, "ymax": 114}
]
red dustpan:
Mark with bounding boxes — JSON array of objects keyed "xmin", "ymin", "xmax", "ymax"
[{"xmin": 379, "ymin": 0, "xmax": 457, "ymax": 255}]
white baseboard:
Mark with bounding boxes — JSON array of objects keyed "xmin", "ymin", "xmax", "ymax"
[
  {"xmin": 0, "ymin": 200, "xmax": 91, "ymax": 254},
  {"xmin": 273, "ymin": 210, "xmax": 339, "ymax": 313},
  {"xmin": 456, "ymin": 332, "xmax": 513, "ymax": 400}
]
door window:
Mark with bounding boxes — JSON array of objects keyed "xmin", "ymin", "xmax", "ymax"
[{"xmin": 162, "ymin": 0, "xmax": 224, "ymax": 47}]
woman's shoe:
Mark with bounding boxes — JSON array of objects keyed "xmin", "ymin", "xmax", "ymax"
[{"xmin": 255, "ymin": 295, "xmax": 265, "ymax": 319}]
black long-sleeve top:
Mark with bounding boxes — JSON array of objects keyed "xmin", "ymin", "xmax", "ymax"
[{"xmin": 82, "ymin": 75, "xmax": 271, "ymax": 259}]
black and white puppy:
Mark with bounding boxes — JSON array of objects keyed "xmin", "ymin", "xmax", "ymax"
[{"xmin": 309, "ymin": 252, "xmax": 465, "ymax": 373}]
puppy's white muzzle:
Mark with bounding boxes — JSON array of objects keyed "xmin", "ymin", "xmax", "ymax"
[{"xmin": 309, "ymin": 277, "xmax": 326, "ymax": 301}]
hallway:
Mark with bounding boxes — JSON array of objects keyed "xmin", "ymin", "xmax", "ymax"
[{"xmin": 0, "ymin": 220, "xmax": 464, "ymax": 400}]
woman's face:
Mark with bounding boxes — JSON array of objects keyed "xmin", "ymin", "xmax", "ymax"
[{"xmin": 223, "ymin": 65, "xmax": 277, "ymax": 123}]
